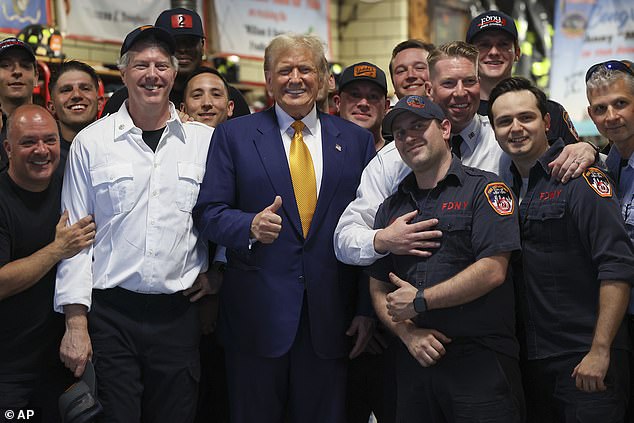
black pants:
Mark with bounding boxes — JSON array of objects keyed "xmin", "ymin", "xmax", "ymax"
[
  {"xmin": 346, "ymin": 330, "xmax": 397, "ymax": 423},
  {"xmin": 395, "ymin": 340, "xmax": 524, "ymax": 423},
  {"xmin": 523, "ymin": 350, "xmax": 629, "ymax": 423},
  {"xmin": 90, "ymin": 287, "xmax": 200, "ymax": 423}
]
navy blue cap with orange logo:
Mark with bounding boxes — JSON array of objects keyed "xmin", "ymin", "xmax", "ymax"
[
  {"xmin": 382, "ymin": 95, "xmax": 446, "ymax": 133},
  {"xmin": 338, "ymin": 62, "xmax": 388, "ymax": 95}
]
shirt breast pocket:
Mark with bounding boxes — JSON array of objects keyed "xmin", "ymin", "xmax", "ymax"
[
  {"xmin": 525, "ymin": 201, "xmax": 567, "ymax": 245},
  {"xmin": 176, "ymin": 162, "xmax": 205, "ymax": 212},
  {"xmin": 436, "ymin": 215, "xmax": 473, "ymax": 266},
  {"xmin": 90, "ymin": 164, "xmax": 135, "ymax": 215}
]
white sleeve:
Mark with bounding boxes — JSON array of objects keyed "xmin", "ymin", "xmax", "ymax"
[
  {"xmin": 334, "ymin": 145, "xmax": 410, "ymax": 266},
  {"xmin": 54, "ymin": 138, "xmax": 95, "ymax": 313}
]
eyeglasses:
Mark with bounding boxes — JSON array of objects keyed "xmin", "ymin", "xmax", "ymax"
[{"xmin": 585, "ymin": 60, "xmax": 634, "ymax": 82}]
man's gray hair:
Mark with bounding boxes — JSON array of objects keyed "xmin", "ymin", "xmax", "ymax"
[
  {"xmin": 586, "ymin": 65, "xmax": 634, "ymax": 95},
  {"xmin": 117, "ymin": 38, "xmax": 179, "ymax": 72}
]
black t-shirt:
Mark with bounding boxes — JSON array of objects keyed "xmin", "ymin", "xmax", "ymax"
[
  {"xmin": 0, "ymin": 171, "xmax": 64, "ymax": 376},
  {"xmin": 367, "ymin": 158, "xmax": 521, "ymax": 358},
  {"xmin": 54, "ymin": 136, "xmax": 72, "ymax": 181},
  {"xmin": 142, "ymin": 127, "xmax": 165, "ymax": 152}
]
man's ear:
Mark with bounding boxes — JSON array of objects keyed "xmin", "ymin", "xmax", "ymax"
[
  {"xmin": 333, "ymin": 94, "xmax": 341, "ymax": 113},
  {"xmin": 46, "ymin": 100, "xmax": 56, "ymax": 116},
  {"xmin": 227, "ymin": 100, "xmax": 234, "ymax": 118},
  {"xmin": 4, "ymin": 139, "xmax": 11, "ymax": 160},
  {"xmin": 424, "ymin": 81, "xmax": 433, "ymax": 99}
]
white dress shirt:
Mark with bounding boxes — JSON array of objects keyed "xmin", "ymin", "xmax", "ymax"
[
  {"xmin": 333, "ymin": 114, "xmax": 511, "ymax": 266},
  {"xmin": 275, "ymin": 103, "xmax": 323, "ymax": 195},
  {"xmin": 54, "ymin": 103, "xmax": 212, "ymax": 312}
]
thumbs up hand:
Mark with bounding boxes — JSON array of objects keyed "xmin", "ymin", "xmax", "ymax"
[
  {"xmin": 385, "ymin": 272, "xmax": 419, "ymax": 322},
  {"xmin": 250, "ymin": 196, "xmax": 283, "ymax": 244}
]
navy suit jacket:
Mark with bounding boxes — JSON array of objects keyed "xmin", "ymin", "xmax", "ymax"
[{"xmin": 193, "ymin": 107, "xmax": 375, "ymax": 359}]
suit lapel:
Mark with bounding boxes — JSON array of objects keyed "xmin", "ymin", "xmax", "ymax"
[
  {"xmin": 252, "ymin": 108, "xmax": 303, "ymax": 238},
  {"xmin": 307, "ymin": 113, "xmax": 345, "ymax": 240}
]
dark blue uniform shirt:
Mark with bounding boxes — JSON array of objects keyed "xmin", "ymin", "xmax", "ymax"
[
  {"xmin": 511, "ymin": 139, "xmax": 634, "ymax": 360},
  {"xmin": 367, "ymin": 157, "xmax": 521, "ymax": 358}
]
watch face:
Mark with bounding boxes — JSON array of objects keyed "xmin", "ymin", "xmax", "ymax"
[{"xmin": 414, "ymin": 290, "xmax": 426, "ymax": 313}]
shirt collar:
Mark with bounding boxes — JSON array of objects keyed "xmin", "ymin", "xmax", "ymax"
[
  {"xmin": 606, "ymin": 146, "xmax": 634, "ymax": 171},
  {"xmin": 455, "ymin": 114, "xmax": 482, "ymax": 154},
  {"xmin": 509, "ymin": 137, "xmax": 564, "ymax": 179},
  {"xmin": 274, "ymin": 103, "xmax": 318, "ymax": 136},
  {"xmin": 114, "ymin": 102, "xmax": 185, "ymax": 143},
  {"xmin": 399, "ymin": 156, "xmax": 465, "ymax": 196}
]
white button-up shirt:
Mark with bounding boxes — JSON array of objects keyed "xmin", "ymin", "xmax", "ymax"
[
  {"xmin": 54, "ymin": 103, "xmax": 212, "ymax": 312},
  {"xmin": 333, "ymin": 114, "xmax": 511, "ymax": 266}
]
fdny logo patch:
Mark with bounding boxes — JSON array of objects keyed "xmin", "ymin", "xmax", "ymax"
[
  {"xmin": 583, "ymin": 168, "xmax": 612, "ymax": 198},
  {"xmin": 485, "ymin": 182, "xmax": 514, "ymax": 216},
  {"xmin": 478, "ymin": 15, "xmax": 505, "ymax": 29},
  {"xmin": 354, "ymin": 65, "xmax": 377, "ymax": 78}
]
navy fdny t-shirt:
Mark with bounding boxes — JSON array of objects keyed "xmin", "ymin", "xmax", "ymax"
[{"xmin": 367, "ymin": 158, "xmax": 521, "ymax": 358}]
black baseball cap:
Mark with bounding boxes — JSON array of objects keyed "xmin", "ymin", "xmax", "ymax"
[
  {"xmin": 382, "ymin": 95, "xmax": 446, "ymax": 133},
  {"xmin": 59, "ymin": 361, "xmax": 103, "ymax": 423},
  {"xmin": 0, "ymin": 37, "xmax": 36, "ymax": 61},
  {"xmin": 466, "ymin": 10, "xmax": 518, "ymax": 43},
  {"xmin": 155, "ymin": 8, "xmax": 205, "ymax": 38},
  {"xmin": 120, "ymin": 25, "xmax": 176, "ymax": 57},
  {"xmin": 338, "ymin": 62, "xmax": 388, "ymax": 95}
]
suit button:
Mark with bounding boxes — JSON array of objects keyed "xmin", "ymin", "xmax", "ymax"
[{"xmin": 298, "ymin": 275, "xmax": 305, "ymax": 284}]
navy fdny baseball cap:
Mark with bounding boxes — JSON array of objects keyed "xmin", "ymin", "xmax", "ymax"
[
  {"xmin": 382, "ymin": 95, "xmax": 446, "ymax": 133},
  {"xmin": 338, "ymin": 62, "xmax": 388, "ymax": 95},
  {"xmin": 120, "ymin": 25, "xmax": 176, "ymax": 57},
  {"xmin": 0, "ymin": 37, "xmax": 36, "ymax": 62},
  {"xmin": 466, "ymin": 10, "xmax": 518, "ymax": 43},
  {"xmin": 155, "ymin": 8, "xmax": 205, "ymax": 38}
]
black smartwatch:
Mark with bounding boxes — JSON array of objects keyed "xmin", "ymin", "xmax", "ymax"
[{"xmin": 413, "ymin": 289, "xmax": 427, "ymax": 314}]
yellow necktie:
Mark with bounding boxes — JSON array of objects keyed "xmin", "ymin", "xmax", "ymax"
[{"xmin": 289, "ymin": 120, "xmax": 317, "ymax": 238}]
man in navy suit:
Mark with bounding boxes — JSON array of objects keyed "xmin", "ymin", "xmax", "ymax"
[{"xmin": 193, "ymin": 33, "xmax": 375, "ymax": 423}]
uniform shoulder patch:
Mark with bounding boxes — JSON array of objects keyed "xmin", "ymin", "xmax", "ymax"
[
  {"xmin": 582, "ymin": 167, "xmax": 612, "ymax": 198},
  {"xmin": 484, "ymin": 182, "xmax": 514, "ymax": 216}
]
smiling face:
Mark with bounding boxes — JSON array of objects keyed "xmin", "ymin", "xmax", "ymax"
[
  {"xmin": 587, "ymin": 77, "xmax": 634, "ymax": 157},
  {"xmin": 266, "ymin": 46, "xmax": 320, "ymax": 119},
  {"xmin": 181, "ymin": 72, "xmax": 234, "ymax": 127},
  {"xmin": 471, "ymin": 30, "xmax": 518, "ymax": 83},
  {"xmin": 121, "ymin": 43, "xmax": 177, "ymax": 111},
  {"xmin": 392, "ymin": 111, "xmax": 451, "ymax": 173},
  {"xmin": 5, "ymin": 105, "xmax": 60, "ymax": 192},
  {"xmin": 391, "ymin": 48, "xmax": 430, "ymax": 99},
  {"xmin": 335, "ymin": 80, "xmax": 389, "ymax": 134},
  {"xmin": 0, "ymin": 49, "xmax": 37, "ymax": 105},
  {"xmin": 491, "ymin": 89, "xmax": 550, "ymax": 167},
  {"xmin": 428, "ymin": 56, "xmax": 480, "ymax": 133},
  {"xmin": 49, "ymin": 69, "xmax": 101, "ymax": 136}
]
